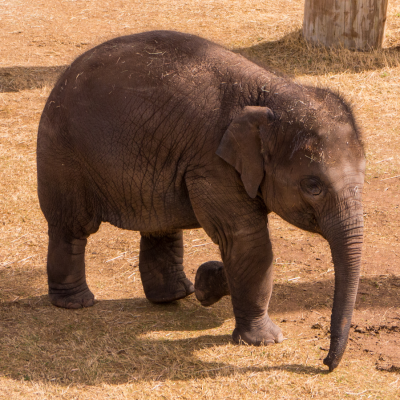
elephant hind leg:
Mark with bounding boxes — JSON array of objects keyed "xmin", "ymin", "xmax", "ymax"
[
  {"xmin": 47, "ymin": 226, "xmax": 97, "ymax": 309},
  {"xmin": 195, "ymin": 261, "xmax": 230, "ymax": 306},
  {"xmin": 139, "ymin": 230, "xmax": 194, "ymax": 303},
  {"xmin": 38, "ymin": 167, "xmax": 100, "ymax": 309}
]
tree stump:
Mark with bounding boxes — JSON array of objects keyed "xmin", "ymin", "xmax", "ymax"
[{"xmin": 303, "ymin": 0, "xmax": 389, "ymax": 50}]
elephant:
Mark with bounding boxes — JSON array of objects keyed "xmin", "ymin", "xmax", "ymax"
[{"xmin": 37, "ymin": 30, "xmax": 365, "ymax": 371}]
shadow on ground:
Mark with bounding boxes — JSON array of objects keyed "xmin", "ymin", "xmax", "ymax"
[
  {"xmin": 271, "ymin": 274, "xmax": 400, "ymax": 312},
  {"xmin": 0, "ymin": 66, "xmax": 67, "ymax": 92},
  {"xmin": 0, "ymin": 275, "xmax": 399, "ymax": 385},
  {"xmin": 0, "ymin": 293, "xmax": 327, "ymax": 386},
  {"xmin": 236, "ymin": 30, "xmax": 400, "ymax": 76},
  {"xmin": 1, "ymin": 30, "xmax": 399, "ymax": 94}
]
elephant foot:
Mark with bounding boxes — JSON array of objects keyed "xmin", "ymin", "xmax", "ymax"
[
  {"xmin": 139, "ymin": 230, "xmax": 194, "ymax": 303},
  {"xmin": 195, "ymin": 261, "xmax": 230, "ymax": 306},
  {"xmin": 233, "ymin": 316, "xmax": 284, "ymax": 346},
  {"xmin": 49, "ymin": 282, "xmax": 95, "ymax": 309},
  {"xmin": 141, "ymin": 263, "xmax": 194, "ymax": 304}
]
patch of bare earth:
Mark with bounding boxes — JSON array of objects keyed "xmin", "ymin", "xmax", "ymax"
[{"xmin": 1, "ymin": 0, "xmax": 400, "ymax": 398}]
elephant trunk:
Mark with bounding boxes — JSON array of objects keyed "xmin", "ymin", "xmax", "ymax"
[{"xmin": 321, "ymin": 200, "xmax": 364, "ymax": 372}]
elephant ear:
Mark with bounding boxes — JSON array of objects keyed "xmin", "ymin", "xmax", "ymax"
[{"xmin": 216, "ymin": 106, "xmax": 274, "ymax": 199}]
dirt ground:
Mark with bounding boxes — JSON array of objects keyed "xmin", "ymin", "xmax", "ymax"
[{"xmin": 1, "ymin": 0, "xmax": 400, "ymax": 399}]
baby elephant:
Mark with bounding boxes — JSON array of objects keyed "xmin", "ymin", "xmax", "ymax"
[{"xmin": 37, "ymin": 30, "xmax": 365, "ymax": 371}]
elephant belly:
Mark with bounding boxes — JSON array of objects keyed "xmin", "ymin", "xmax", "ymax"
[{"xmin": 98, "ymin": 180, "xmax": 201, "ymax": 233}]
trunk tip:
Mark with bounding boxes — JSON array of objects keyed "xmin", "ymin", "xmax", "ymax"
[{"xmin": 323, "ymin": 354, "xmax": 340, "ymax": 372}]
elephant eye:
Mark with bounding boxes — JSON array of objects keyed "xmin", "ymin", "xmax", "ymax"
[{"xmin": 300, "ymin": 177, "xmax": 323, "ymax": 196}]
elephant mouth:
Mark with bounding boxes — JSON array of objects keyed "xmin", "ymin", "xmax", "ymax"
[{"xmin": 287, "ymin": 211, "xmax": 322, "ymax": 236}]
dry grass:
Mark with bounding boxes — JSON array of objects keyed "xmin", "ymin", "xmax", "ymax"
[{"xmin": 1, "ymin": 0, "xmax": 400, "ymax": 399}]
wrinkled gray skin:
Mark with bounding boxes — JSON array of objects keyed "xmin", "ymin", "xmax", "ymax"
[{"xmin": 37, "ymin": 31, "xmax": 365, "ymax": 371}]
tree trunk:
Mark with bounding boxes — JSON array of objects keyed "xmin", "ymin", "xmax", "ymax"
[{"xmin": 303, "ymin": 0, "xmax": 389, "ymax": 50}]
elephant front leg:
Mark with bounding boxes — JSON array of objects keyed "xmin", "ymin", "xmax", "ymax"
[
  {"xmin": 139, "ymin": 230, "xmax": 194, "ymax": 303},
  {"xmin": 47, "ymin": 228, "xmax": 95, "ymax": 309},
  {"xmin": 223, "ymin": 228, "xmax": 284, "ymax": 346}
]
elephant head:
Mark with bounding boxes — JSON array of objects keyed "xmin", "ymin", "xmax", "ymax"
[{"xmin": 216, "ymin": 93, "xmax": 365, "ymax": 371}]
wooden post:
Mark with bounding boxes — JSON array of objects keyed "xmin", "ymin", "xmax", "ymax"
[{"xmin": 303, "ymin": 0, "xmax": 389, "ymax": 50}]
